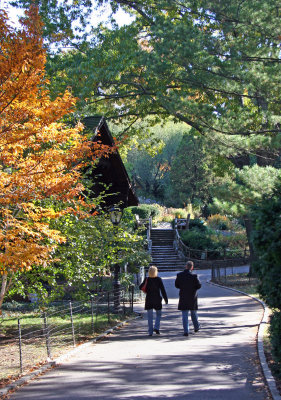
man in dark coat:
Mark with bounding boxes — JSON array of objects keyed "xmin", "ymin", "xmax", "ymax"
[{"xmin": 175, "ymin": 261, "xmax": 201, "ymax": 336}]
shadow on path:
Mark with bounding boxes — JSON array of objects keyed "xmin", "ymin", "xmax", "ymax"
[{"xmin": 9, "ymin": 270, "xmax": 271, "ymax": 400}]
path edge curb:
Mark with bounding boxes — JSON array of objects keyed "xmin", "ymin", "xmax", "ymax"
[
  {"xmin": 0, "ymin": 313, "xmax": 142, "ymax": 398},
  {"xmin": 207, "ymin": 280, "xmax": 281, "ymax": 400}
]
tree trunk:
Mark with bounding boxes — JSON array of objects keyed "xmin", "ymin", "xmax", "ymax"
[
  {"xmin": 0, "ymin": 273, "xmax": 8, "ymax": 311},
  {"xmin": 186, "ymin": 213, "xmax": 190, "ymax": 230},
  {"xmin": 243, "ymin": 215, "xmax": 256, "ymax": 276},
  {"xmin": 0, "ymin": 272, "xmax": 13, "ymax": 312}
]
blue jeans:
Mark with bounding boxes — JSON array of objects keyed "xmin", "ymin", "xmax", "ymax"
[
  {"xmin": 147, "ymin": 309, "xmax": 162, "ymax": 335},
  {"xmin": 181, "ymin": 310, "xmax": 200, "ymax": 333}
]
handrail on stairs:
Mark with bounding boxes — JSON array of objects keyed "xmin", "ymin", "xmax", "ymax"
[{"xmin": 147, "ymin": 216, "xmax": 152, "ymax": 254}]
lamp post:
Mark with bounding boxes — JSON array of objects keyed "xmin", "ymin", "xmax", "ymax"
[{"xmin": 109, "ymin": 207, "xmax": 123, "ymax": 312}]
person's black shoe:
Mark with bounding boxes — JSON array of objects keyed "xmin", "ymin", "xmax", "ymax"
[
  {"xmin": 153, "ymin": 329, "xmax": 160, "ymax": 335},
  {"xmin": 183, "ymin": 332, "xmax": 189, "ymax": 336},
  {"xmin": 148, "ymin": 334, "xmax": 153, "ymax": 336},
  {"xmin": 195, "ymin": 325, "xmax": 201, "ymax": 332}
]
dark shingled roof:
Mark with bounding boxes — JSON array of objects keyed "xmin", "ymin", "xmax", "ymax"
[
  {"xmin": 82, "ymin": 116, "xmax": 138, "ymax": 209},
  {"xmin": 82, "ymin": 116, "xmax": 104, "ymax": 132}
]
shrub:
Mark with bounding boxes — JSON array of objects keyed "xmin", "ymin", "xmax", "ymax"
[
  {"xmin": 122, "ymin": 208, "xmax": 138, "ymax": 229},
  {"xmin": 161, "ymin": 214, "xmax": 174, "ymax": 223},
  {"xmin": 207, "ymin": 214, "xmax": 232, "ymax": 230},
  {"xmin": 269, "ymin": 311, "xmax": 281, "ymax": 375},
  {"xmin": 189, "ymin": 218, "xmax": 207, "ymax": 232},
  {"xmin": 127, "ymin": 204, "xmax": 161, "ymax": 219},
  {"xmin": 173, "ymin": 208, "xmax": 187, "ymax": 218},
  {"xmin": 180, "ymin": 229, "xmax": 214, "ymax": 250},
  {"xmin": 181, "ymin": 230, "xmax": 222, "ymax": 259}
]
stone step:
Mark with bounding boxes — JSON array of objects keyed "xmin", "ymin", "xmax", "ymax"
[
  {"xmin": 152, "ymin": 245, "xmax": 174, "ymax": 247},
  {"xmin": 151, "ymin": 250, "xmax": 176, "ymax": 253},
  {"xmin": 152, "ymin": 245, "xmax": 174, "ymax": 248},
  {"xmin": 151, "ymin": 236, "xmax": 174, "ymax": 239},
  {"xmin": 149, "ymin": 228, "xmax": 183, "ymax": 271},
  {"xmin": 151, "ymin": 255, "xmax": 180, "ymax": 258},
  {"xmin": 155, "ymin": 264, "xmax": 184, "ymax": 267},
  {"xmin": 151, "ymin": 254, "xmax": 181, "ymax": 258},
  {"xmin": 151, "ymin": 232, "xmax": 174, "ymax": 235},
  {"xmin": 151, "ymin": 234, "xmax": 174, "ymax": 237},
  {"xmin": 151, "ymin": 249, "xmax": 175, "ymax": 252},
  {"xmin": 152, "ymin": 261, "xmax": 182, "ymax": 265},
  {"xmin": 152, "ymin": 256, "xmax": 178, "ymax": 259},
  {"xmin": 151, "ymin": 253, "xmax": 176, "ymax": 256},
  {"xmin": 151, "ymin": 242, "xmax": 174, "ymax": 246},
  {"xmin": 151, "ymin": 235, "xmax": 174, "ymax": 239},
  {"xmin": 151, "ymin": 230, "xmax": 174, "ymax": 233},
  {"xmin": 153, "ymin": 266, "xmax": 185, "ymax": 272},
  {"xmin": 152, "ymin": 261, "xmax": 181, "ymax": 263},
  {"xmin": 152, "ymin": 254, "xmax": 180, "ymax": 262}
]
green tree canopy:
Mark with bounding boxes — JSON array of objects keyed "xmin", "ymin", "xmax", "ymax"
[
  {"xmin": 12, "ymin": 0, "xmax": 279, "ymax": 156},
  {"xmin": 124, "ymin": 121, "xmax": 185, "ymax": 202},
  {"xmin": 169, "ymin": 129, "xmax": 219, "ymax": 208}
]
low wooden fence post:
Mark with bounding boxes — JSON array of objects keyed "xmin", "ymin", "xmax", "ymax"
[
  {"xmin": 69, "ymin": 301, "xmax": 76, "ymax": 347},
  {"xmin": 123, "ymin": 289, "xmax": 126, "ymax": 315},
  {"xmin": 131, "ymin": 285, "xmax": 134, "ymax": 313},
  {"xmin": 107, "ymin": 292, "xmax": 110, "ymax": 322},
  {"xmin": 43, "ymin": 312, "xmax": 51, "ymax": 359},
  {"xmin": 91, "ymin": 297, "xmax": 95, "ymax": 333},
  {"xmin": 18, "ymin": 319, "xmax": 23, "ymax": 373}
]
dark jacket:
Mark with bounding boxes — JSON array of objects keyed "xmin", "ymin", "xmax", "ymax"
[
  {"xmin": 175, "ymin": 269, "xmax": 201, "ymax": 310},
  {"xmin": 139, "ymin": 276, "xmax": 168, "ymax": 310}
]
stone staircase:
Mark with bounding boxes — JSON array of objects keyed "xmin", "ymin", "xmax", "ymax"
[{"xmin": 150, "ymin": 228, "xmax": 185, "ymax": 272}]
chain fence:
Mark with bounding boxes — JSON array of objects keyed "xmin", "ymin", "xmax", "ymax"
[{"xmin": 0, "ymin": 285, "xmax": 141, "ymax": 383}]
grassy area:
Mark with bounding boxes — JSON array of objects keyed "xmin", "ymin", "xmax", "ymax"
[
  {"xmin": 0, "ymin": 307, "xmax": 135, "ymax": 385},
  {"xmin": 213, "ymin": 273, "xmax": 259, "ymax": 295}
]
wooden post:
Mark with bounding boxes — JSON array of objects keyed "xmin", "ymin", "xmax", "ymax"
[
  {"xmin": 131, "ymin": 285, "xmax": 134, "ymax": 313},
  {"xmin": 69, "ymin": 301, "xmax": 76, "ymax": 347},
  {"xmin": 43, "ymin": 312, "xmax": 51, "ymax": 359},
  {"xmin": 107, "ymin": 292, "xmax": 110, "ymax": 322},
  {"xmin": 186, "ymin": 213, "xmax": 190, "ymax": 230},
  {"xmin": 91, "ymin": 297, "xmax": 94, "ymax": 333},
  {"xmin": 18, "ymin": 319, "xmax": 23, "ymax": 373}
]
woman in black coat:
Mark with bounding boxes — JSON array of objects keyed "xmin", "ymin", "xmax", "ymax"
[{"xmin": 139, "ymin": 266, "xmax": 168, "ymax": 336}]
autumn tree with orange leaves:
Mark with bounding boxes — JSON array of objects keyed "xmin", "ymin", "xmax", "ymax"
[{"xmin": 0, "ymin": 7, "xmax": 110, "ymax": 309}]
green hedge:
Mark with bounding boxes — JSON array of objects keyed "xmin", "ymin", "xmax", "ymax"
[
  {"xmin": 180, "ymin": 229, "xmax": 213, "ymax": 250},
  {"xmin": 188, "ymin": 219, "xmax": 207, "ymax": 232},
  {"xmin": 127, "ymin": 204, "xmax": 161, "ymax": 219}
]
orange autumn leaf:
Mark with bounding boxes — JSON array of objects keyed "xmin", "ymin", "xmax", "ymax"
[{"xmin": 0, "ymin": 6, "xmax": 110, "ymax": 308}]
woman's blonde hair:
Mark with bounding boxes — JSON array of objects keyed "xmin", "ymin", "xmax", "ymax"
[{"xmin": 148, "ymin": 265, "xmax": 158, "ymax": 278}]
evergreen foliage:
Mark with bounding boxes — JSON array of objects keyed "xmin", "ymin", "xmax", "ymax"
[
  {"xmin": 127, "ymin": 204, "xmax": 161, "ymax": 219},
  {"xmin": 169, "ymin": 129, "xmax": 218, "ymax": 207},
  {"xmin": 180, "ymin": 229, "xmax": 220, "ymax": 255},
  {"xmin": 251, "ymin": 183, "xmax": 281, "ymax": 366}
]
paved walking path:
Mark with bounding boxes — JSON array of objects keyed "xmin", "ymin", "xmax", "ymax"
[{"xmin": 10, "ymin": 270, "xmax": 271, "ymax": 400}]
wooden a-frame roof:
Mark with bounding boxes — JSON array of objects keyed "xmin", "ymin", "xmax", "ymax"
[{"xmin": 82, "ymin": 116, "xmax": 138, "ymax": 209}]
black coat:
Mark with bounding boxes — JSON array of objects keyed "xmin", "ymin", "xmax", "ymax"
[
  {"xmin": 139, "ymin": 277, "xmax": 168, "ymax": 310},
  {"xmin": 175, "ymin": 270, "xmax": 201, "ymax": 310}
]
